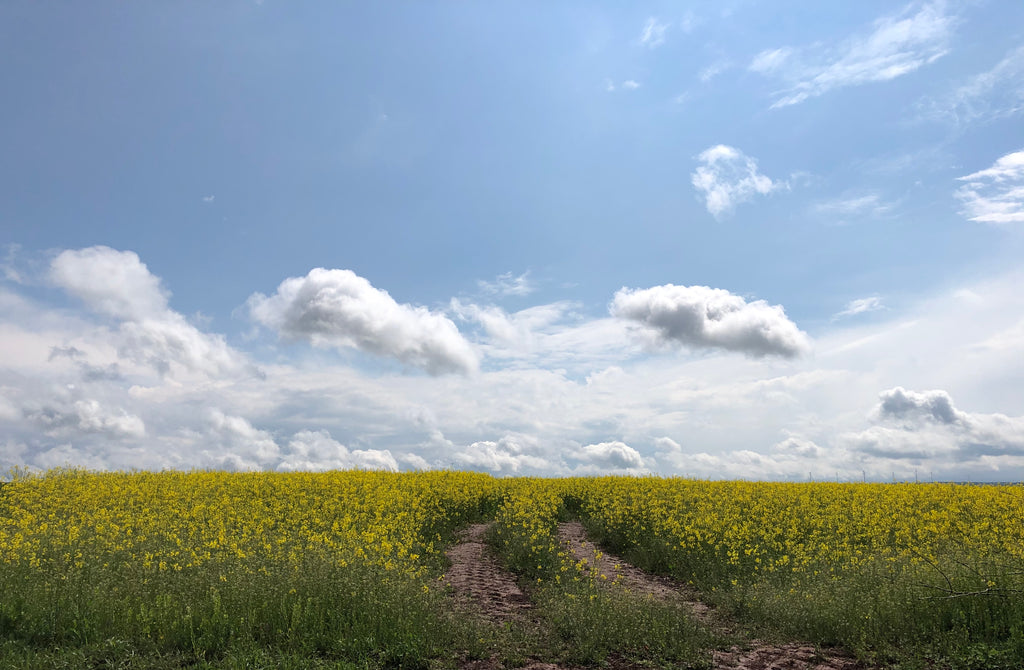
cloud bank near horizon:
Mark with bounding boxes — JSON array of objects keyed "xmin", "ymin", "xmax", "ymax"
[{"xmin": 2, "ymin": 247, "xmax": 1024, "ymax": 482}]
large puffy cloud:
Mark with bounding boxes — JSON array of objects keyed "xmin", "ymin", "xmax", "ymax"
[
  {"xmin": 611, "ymin": 284, "xmax": 810, "ymax": 358},
  {"xmin": 50, "ymin": 247, "xmax": 169, "ymax": 320},
  {"xmin": 955, "ymin": 150, "xmax": 1024, "ymax": 224},
  {"xmin": 691, "ymin": 145, "xmax": 784, "ymax": 218},
  {"xmin": 841, "ymin": 387, "xmax": 1024, "ymax": 465},
  {"xmin": 575, "ymin": 441, "xmax": 645, "ymax": 470},
  {"xmin": 49, "ymin": 246, "xmax": 252, "ymax": 379},
  {"xmin": 877, "ymin": 387, "xmax": 964, "ymax": 425},
  {"xmin": 248, "ymin": 268, "xmax": 478, "ymax": 375},
  {"xmin": 7, "ymin": 245, "xmax": 1024, "ymax": 482}
]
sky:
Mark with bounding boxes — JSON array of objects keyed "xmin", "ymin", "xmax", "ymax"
[{"xmin": 2, "ymin": 1, "xmax": 1024, "ymax": 481}]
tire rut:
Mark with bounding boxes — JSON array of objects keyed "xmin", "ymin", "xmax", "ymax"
[
  {"xmin": 444, "ymin": 522, "xmax": 533, "ymax": 621},
  {"xmin": 557, "ymin": 522, "xmax": 865, "ymax": 670}
]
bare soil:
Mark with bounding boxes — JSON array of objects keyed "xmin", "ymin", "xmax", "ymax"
[{"xmin": 444, "ymin": 523, "xmax": 533, "ymax": 621}]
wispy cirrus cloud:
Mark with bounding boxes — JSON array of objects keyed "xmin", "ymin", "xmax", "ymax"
[
  {"xmin": 955, "ymin": 150, "xmax": 1024, "ymax": 224},
  {"xmin": 918, "ymin": 46, "xmax": 1024, "ymax": 126},
  {"xmin": 750, "ymin": 2, "xmax": 954, "ymax": 108},
  {"xmin": 813, "ymin": 193, "xmax": 896, "ymax": 224},
  {"xmin": 698, "ymin": 60, "xmax": 731, "ymax": 83},
  {"xmin": 833, "ymin": 296, "xmax": 885, "ymax": 321},
  {"xmin": 477, "ymin": 271, "xmax": 535, "ymax": 297},
  {"xmin": 639, "ymin": 17, "xmax": 668, "ymax": 48},
  {"xmin": 691, "ymin": 145, "xmax": 785, "ymax": 218}
]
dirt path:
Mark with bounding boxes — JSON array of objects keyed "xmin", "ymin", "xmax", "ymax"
[
  {"xmin": 444, "ymin": 523, "xmax": 533, "ymax": 621},
  {"xmin": 557, "ymin": 522, "xmax": 864, "ymax": 670}
]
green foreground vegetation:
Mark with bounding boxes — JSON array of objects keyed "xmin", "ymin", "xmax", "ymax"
[{"xmin": 0, "ymin": 470, "xmax": 1021, "ymax": 669}]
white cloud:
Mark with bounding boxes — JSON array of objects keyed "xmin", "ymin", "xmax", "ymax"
[
  {"xmin": 639, "ymin": 17, "xmax": 668, "ymax": 48},
  {"xmin": 812, "ymin": 193, "xmax": 895, "ymax": 222},
  {"xmin": 576, "ymin": 441, "xmax": 645, "ymax": 470},
  {"xmin": 24, "ymin": 398, "xmax": 145, "ymax": 440},
  {"xmin": 919, "ymin": 45, "xmax": 1024, "ymax": 125},
  {"xmin": 833, "ymin": 296, "xmax": 885, "ymax": 320},
  {"xmin": 876, "ymin": 386, "xmax": 964, "ymax": 425},
  {"xmin": 7, "ymin": 244, "xmax": 1024, "ymax": 481},
  {"xmin": 2, "ymin": 244, "xmax": 25, "ymax": 284},
  {"xmin": 477, "ymin": 271, "xmax": 535, "ymax": 297},
  {"xmin": 202, "ymin": 195, "xmax": 215, "ymax": 203},
  {"xmin": 772, "ymin": 436, "xmax": 824, "ymax": 458},
  {"xmin": 611, "ymin": 284, "xmax": 811, "ymax": 358},
  {"xmin": 454, "ymin": 435, "xmax": 554, "ymax": 475},
  {"xmin": 955, "ymin": 150, "xmax": 1024, "ymax": 224},
  {"xmin": 51, "ymin": 247, "xmax": 169, "ymax": 321},
  {"xmin": 200, "ymin": 409, "xmax": 281, "ymax": 471},
  {"xmin": 691, "ymin": 145, "xmax": 785, "ymax": 218},
  {"xmin": 840, "ymin": 387, "xmax": 1024, "ymax": 464},
  {"xmin": 622, "ymin": 80, "xmax": 641, "ymax": 90},
  {"xmin": 698, "ymin": 60, "xmax": 730, "ymax": 83},
  {"xmin": 753, "ymin": 2, "xmax": 954, "ymax": 108},
  {"xmin": 50, "ymin": 247, "xmax": 252, "ymax": 380},
  {"xmin": 278, "ymin": 429, "xmax": 398, "ymax": 472},
  {"xmin": 248, "ymin": 268, "xmax": 479, "ymax": 375},
  {"xmin": 749, "ymin": 47, "xmax": 792, "ymax": 74},
  {"xmin": 451, "ymin": 299, "xmax": 637, "ymax": 369}
]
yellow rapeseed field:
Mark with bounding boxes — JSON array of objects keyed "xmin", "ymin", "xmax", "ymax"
[{"xmin": 1, "ymin": 469, "xmax": 1022, "ymax": 667}]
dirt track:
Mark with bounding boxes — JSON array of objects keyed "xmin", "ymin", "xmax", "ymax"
[
  {"xmin": 444, "ymin": 523, "xmax": 533, "ymax": 620},
  {"xmin": 444, "ymin": 521, "xmax": 865, "ymax": 670}
]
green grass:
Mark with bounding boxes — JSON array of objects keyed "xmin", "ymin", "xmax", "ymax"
[
  {"xmin": 0, "ymin": 548, "xmax": 488, "ymax": 669},
  {"xmin": 577, "ymin": 512, "xmax": 1024, "ymax": 670}
]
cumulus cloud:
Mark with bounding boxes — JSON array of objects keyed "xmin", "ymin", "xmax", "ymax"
[
  {"xmin": 955, "ymin": 150, "xmax": 1024, "ymax": 224},
  {"xmin": 842, "ymin": 387, "xmax": 1024, "ymax": 465},
  {"xmin": 576, "ymin": 441, "xmax": 645, "ymax": 470},
  {"xmin": 772, "ymin": 436, "xmax": 824, "ymax": 458},
  {"xmin": 752, "ymin": 2, "xmax": 954, "ymax": 108},
  {"xmin": 278, "ymin": 429, "xmax": 398, "ymax": 472},
  {"xmin": 51, "ymin": 247, "xmax": 169, "ymax": 320},
  {"xmin": 248, "ymin": 268, "xmax": 478, "ymax": 375},
  {"xmin": 877, "ymin": 386, "xmax": 964, "ymax": 425},
  {"xmin": 611, "ymin": 284, "xmax": 810, "ymax": 358},
  {"xmin": 24, "ymin": 399, "xmax": 145, "ymax": 440},
  {"xmin": 454, "ymin": 435, "xmax": 553, "ymax": 474},
  {"xmin": 201, "ymin": 410, "xmax": 281, "ymax": 471},
  {"xmin": 49, "ymin": 246, "xmax": 252, "ymax": 379},
  {"xmin": 833, "ymin": 296, "xmax": 885, "ymax": 320},
  {"xmin": 691, "ymin": 145, "xmax": 784, "ymax": 217},
  {"xmin": 919, "ymin": 45, "xmax": 1024, "ymax": 126},
  {"xmin": 639, "ymin": 17, "xmax": 668, "ymax": 48}
]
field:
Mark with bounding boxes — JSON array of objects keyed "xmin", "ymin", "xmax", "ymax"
[{"xmin": 0, "ymin": 470, "xmax": 1022, "ymax": 669}]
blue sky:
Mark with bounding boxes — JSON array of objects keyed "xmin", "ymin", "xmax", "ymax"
[{"xmin": 2, "ymin": 1, "xmax": 1024, "ymax": 479}]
